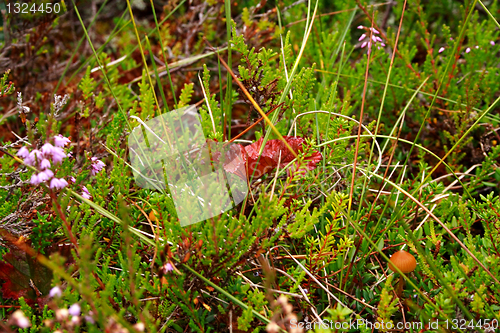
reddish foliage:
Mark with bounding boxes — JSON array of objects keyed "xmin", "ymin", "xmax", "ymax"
[
  {"xmin": 0, "ymin": 260, "xmax": 28, "ymax": 300},
  {"xmin": 0, "ymin": 241, "xmax": 73, "ymax": 308},
  {"xmin": 225, "ymin": 136, "xmax": 322, "ymax": 179}
]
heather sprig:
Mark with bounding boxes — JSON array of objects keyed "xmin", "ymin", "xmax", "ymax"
[
  {"xmin": 82, "ymin": 186, "xmax": 91, "ymax": 200},
  {"xmin": 89, "ymin": 157, "xmax": 106, "ymax": 176},
  {"xmin": 357, "ymin": 25, "xmax": 386, "ymax": 54},
  {"xmin": 16, "ymin": 135, "xmax": 71, "ymax": 189}
]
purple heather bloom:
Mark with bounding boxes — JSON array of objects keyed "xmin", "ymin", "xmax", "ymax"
[
  {"xmin": 68, "ymin": 304, "xmax": 81, "ymax": 317},
  {"xmin": 91, "ymin": 157, "xmax": 104, "ymax": 165},
  {"xmin": 163, "ymin": 263, "xmax": 174, "ymax": 273},
  {"xmin": 90, "ymin": 157, "xmax": 105, "ymax": 176},
  {"xmin": 69, "ymin": 176, "xmax": 76, "ymax": 183},
  {"xmin": 51, "ymin": 148, "xmax": 67, "ymax": 164},
  {"xmin": 50, "ymin": 178, "xmax": 68, "ymax": 190},
  {"xmin": 30, "ymin": 173, "xmax": 41, "ymax": 185},
  {"xmin": 37, "ymin": 169, "xmax": 54, "ymax": 183},
  {"xmin": 49, "ymin": 286, "xmax": 62, "ymax": 298},
  {"xmin": 358, "ymin": 25, "xmax": 380, "ymax": 34},
  {"xmin": 41, "ymin": 143, "xmax": 67, "ymax": 164},
  {"xmin": 20, "ymin": 142, "xmax": 70, "ymax": 187},
  {"xmin": 25, "ymin": 149, "xmax": 43, "ymax": 166},
  {"xmin": 17, "ymin": 146, "xmax": 30, "ymax": 159},
  {"xmin": 82, "ymin": 186, "xmax": 91, "ymax": 199},
  {"xmin": 360, "ymin": 26, "xmax": 379, "ymax": 34},
  {"xmin": 41, "ymin": 143, "xmax": 56, "ymax": 155},
  {"xmin": 54, "ymin": 134, "xmax": 71, "ymax": 148},
  {"xmin": 490, "ymin": 41, "xmax": 496, "ymax": 46},
  {"xmin": 358, "ymin": 25, "xmax": 384, "ymax": 53},
  {"xmin": 40, "ymin": 158, "xmax": 51, "ymax": 170},
  {"xmin": 438, "ymin": 47, "xmax": 445, "ymax": 53},
  {"xmin": 84, "ymin": 313, "xmax": 95, "ymax": 324},
  {"xmin": 30, "ymin": 169, "xmax": 54, "ymax": 185},
  {"xmin": 465, "ymin": 47, "xmax": 471, "ymax": 53}
]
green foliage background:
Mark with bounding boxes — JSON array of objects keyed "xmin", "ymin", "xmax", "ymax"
[{"xmin": 0, "ymin": 0, "xmax": 499, "ymax": 332}]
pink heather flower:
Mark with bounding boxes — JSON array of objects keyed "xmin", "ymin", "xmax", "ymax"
[
  {"xmin": 41, "ymin": 143, "xmax": 67, "ymax": 164},
  {"xmin": 17, "ymin": 146, "xmax": 30, "ymax": 159},
  {"xmin": 51, "ymin": 149, "xmax": 67, "ymax": 164},
  {"xmin": 465, "ymin": 47, "xmax": 471, "ymax": 53},
  {"xmin": 84, "ymin": 313, "xmax": 95, "ymax": 324},
  {"xmin": 30, "ymin": 173, "xmax": 41, "ymax": 185},
  {"xmin": 358, "ymin": 26, "xmax": 384, "ymax": 53},
  {"xmin": 49, "ymin": 286, "xmax": 62, "ymax": 298},
  {"xmin": 358, "ymin": 26, "xmax": 380, "ymax": 34},
  {"xmin": 41, "ymin": 143, "xmax": 56, "ymax": 155},
  {"xmin": 40, "ymin": 158, "xmax": 51, "ymax": 170},
  {"xmin": 68, "ymin": 303, "xmax": 81, "ymax": 316},
  {"xmin": 163, "ymin": 263, "xmax": 174, "ymax": 273},
  {"xmin": 475, "ymin": 45, "xmax": 479, "ymax": 49},
  {"xmin": 11, "ymin": 310, "xmax": 30, "ymax": 329},
  {"xmin": 50, "ymin": 178, "xmax": 68, "ymax": 190},
  {"xmin": 82, "ymin": 186, "xmax": 91, "ymax": 199},
  {"xmin": 54, "ymin": 134, "xmax": 71, "ymax": 148},
  {"xmin": 90, "ymin": 157, "xmax": 105, "ymax": 176},
  {"xmin": 490, "ymin": 41, "xmax": 495, "ymax": 46},
  {"xmin": 359, "ymin": 25, "xmax": 380, "ymax": 34},
  {"xmin": 438, "ymin": 47, "xmax": 445, "ymax": 53},
  {"xmin": 25, "ymin": 149, "xmax": 43, "ymax": 166},
  {"xmin": 37, "ymin": 169, "xmax": 54, "ymax": 183},
  {"xmin": 69, "ymin": 176, "xmax": 76, "ymax": 183}
]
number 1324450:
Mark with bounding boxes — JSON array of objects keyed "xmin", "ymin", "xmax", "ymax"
[{"xmin": 6, "ymin": 2, "xmax": 63, "ymax": 14}]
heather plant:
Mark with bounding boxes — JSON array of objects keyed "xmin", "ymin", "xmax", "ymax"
[{"xmin": 0, "ymin": 0, "xmax": 500, "ymax": 332}]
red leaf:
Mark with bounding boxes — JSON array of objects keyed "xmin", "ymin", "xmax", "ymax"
[
  {"xmin": 0, "ymin": 260, "xmax": 29, "ymax": 301},
  {"xmin": 223, "ymin": 136, "xmax": 322, "ymax": 179},
  {"xmin": 218, "ymin": 143, "xmax": 248, "ymax": 180},
  {"xmin": 0, "ymin": 240, "xmax": 73, "ymax": 308}
]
